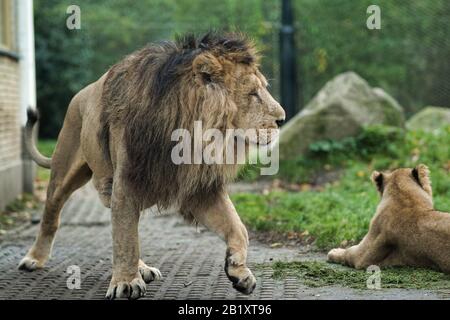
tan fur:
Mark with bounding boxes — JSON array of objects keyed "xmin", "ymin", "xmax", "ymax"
[
  {"xmin": 328, "ymin": 164, "xmax": 450, "ymax": 273},
  {"xmin": 18, "ymin": 33, "xmax": 285, "ymax": 299}
]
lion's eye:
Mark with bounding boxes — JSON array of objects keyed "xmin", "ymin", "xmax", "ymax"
[{"xmin": 249, "ymin": 91, "xmax": 259, "ymax": 97}]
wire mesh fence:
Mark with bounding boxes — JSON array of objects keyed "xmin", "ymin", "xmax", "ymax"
[
  {"xmin": 33, "ymin": 0, "xmax": 450, "ymax": 137},
  {"xmin": 291, "ymin": 0, "xmax": 450, "ymax": 115}
]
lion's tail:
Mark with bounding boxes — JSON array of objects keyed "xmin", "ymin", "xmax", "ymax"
[{"xmin": 25, "ymin": 107, "xmax": 52, "ymax": 169}]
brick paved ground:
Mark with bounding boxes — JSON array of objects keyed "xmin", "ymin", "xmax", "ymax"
[{"xmin": 0, "ymin": 184, "xmax": 448, "ymax": 300}]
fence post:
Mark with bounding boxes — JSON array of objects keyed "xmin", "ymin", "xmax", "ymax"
[{"xmin": 280, "ymin": 0, "xmax": 298, "ymax": 120}]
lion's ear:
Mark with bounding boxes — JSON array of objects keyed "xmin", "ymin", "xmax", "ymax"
[
  {"xmin": 192, "ymin": 53, "xmax": 223, "ymax": 85},
  {"xmin": 412, "ymin": 164, "xmax": 432, "ymax": 197},
  {"xmin": 371, "ymin": 171, "xmax": 384, "ymax": 194}
]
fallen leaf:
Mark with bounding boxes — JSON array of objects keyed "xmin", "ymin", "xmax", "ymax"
[
  {"xmin": 270, "ymin": 242, "xmax": 283, "ymax": 248},
  {"xmin": 300, "ymin": 184, "xmax": 311, "ymax": 192}
]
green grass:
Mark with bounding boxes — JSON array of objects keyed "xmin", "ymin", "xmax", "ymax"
[
  {"xmin": 37, "ymin": 139, "xmax": 56, "ymax": 157},
  {"xmin": 36, "ymin": 140, "xmax": 56, "ymax": 181},
  {"xmin": 233, "ymin": 125, "xmax": 450, "ymax": 249},
  {"xmin": 260, "ymin": 261, "xmax": 450, "ymax": 290}
]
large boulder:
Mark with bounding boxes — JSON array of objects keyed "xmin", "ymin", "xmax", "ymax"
[
  {"xmin": 406, "ymin": 106, "xmax": 450, "ymax": 131},
  {"xmin": 279, "ymin": 72, "xmax": 405, "ymax": 160}
]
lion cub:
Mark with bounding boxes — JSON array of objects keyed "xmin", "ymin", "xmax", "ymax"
[{"xmin": 328, "ymin": 164, "xmax": 450, "ymax": 273}]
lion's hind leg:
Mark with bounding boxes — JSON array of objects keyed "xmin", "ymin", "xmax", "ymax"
[
  {"xmin": 138, "ymin": 259, "xmax": 162, "ymax": 283},
  {"xmin": 19, "ymin": 155, "xmax": 92, "ymax": 271},
  {"xmin": 19, "ymin": 112, "xmax": 92, "ymax": 271}
]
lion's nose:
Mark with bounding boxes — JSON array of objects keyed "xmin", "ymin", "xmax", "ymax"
[{"xmin": 276, "ymin": 118, "xmax": 285, "ymax": 128}]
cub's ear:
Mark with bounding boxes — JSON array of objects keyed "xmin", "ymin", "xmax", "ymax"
[
  {"xmin": 192, "ymin": 52, "xmax": 223, "ymax": 85},
  {"xmin": 412, "ymin": 164, "xmax": 432, "ymax": 197},
  {"xmin": 371, "ymin": 171, "xmax": 384, "ymax": 194}
]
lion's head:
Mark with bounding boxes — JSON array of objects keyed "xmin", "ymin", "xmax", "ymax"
[
  {"xmin": 100, "ymin": 32, "xmax": 284, "ymax": 214},
  {"xmin": 189, "ymin": 37, "xmax": 285, "ymax": 144},
  {"xmin": 371, "ymin": 164, "xmax": 433, "ymax": 206}
]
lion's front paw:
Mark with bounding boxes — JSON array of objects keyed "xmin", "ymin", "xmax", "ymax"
[
  {"xmin": 327, "ymin": 248, "xmax": 346, "ymax": 264},
  {"xmin": 106, "ymin": 273, "xmax": 147, "ymax": 300},
  {"xmin": 225, "ymin": 264, "xmax": 256, "ymax": 295},
  {"xmin": 139, "ymin": 261, "xmax": 162, "ymax": 284},
  {"xmin": 233, "ymin": 269, "xmax": 256, "ymax": 295}
]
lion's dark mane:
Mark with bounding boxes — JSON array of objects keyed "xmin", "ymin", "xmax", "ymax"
[{"xmin": 98, "ymin": 32, "xmax": 257, "ymax": 214}]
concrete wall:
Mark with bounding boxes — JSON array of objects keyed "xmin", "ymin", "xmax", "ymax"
[
  {"xmin": 0, "ymin": 55, "xmax": 23, "ymax": 210},
  {"xmin": 0, "ymin": 0, "xmax": 24, "ymax": 210}
]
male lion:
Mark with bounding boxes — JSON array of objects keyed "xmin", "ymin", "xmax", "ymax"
[
  {"xmin": 328, "ymin": 164, "xmax": 450, "ymax": 273},
  {"xmin": 19, "ymin": 33, "xmax": 285, "ymax": 299}
]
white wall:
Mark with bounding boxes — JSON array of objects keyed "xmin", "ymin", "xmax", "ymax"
[{"xmin": 18, "ymin": 0, "xmax": 36, "ymax": 125}]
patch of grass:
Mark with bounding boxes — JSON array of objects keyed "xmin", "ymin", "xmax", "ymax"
[
  {"xmin": 233, "ymin": 125, "xmax": 450, "ymax": 249},
  {"xmin": 263, "ymin": 261, "xmax": 450, "ymax": 290},
  {"xmin": 37, "ymin": 139, "xmax": 57, "ymax": 157},
  {"xmin": 37, "ymin": 167, "xmax": 51, "ymax": 182},
  {"xmin": 36, "ymin": 140, "xmax": 56, "ymax": 182}
]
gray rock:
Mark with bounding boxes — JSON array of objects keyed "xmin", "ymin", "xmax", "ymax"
[
  {"xmin": 406, "ymin": 106, "xmax": 450, "ymax": 131},
  {"xmin": 279, "ymin": 72, "xmax": 405, "ymax": 160}
]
